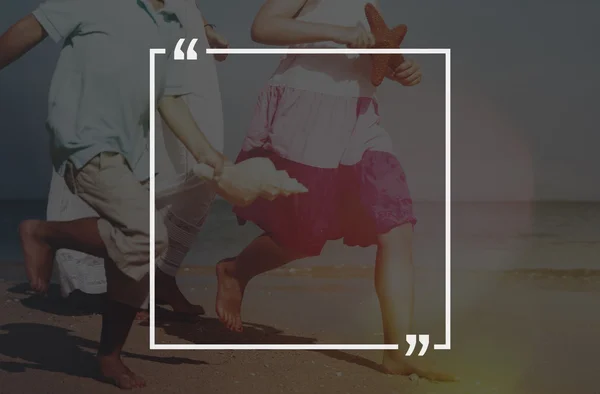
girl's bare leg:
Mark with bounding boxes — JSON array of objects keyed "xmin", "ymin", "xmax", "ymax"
[
  {"xmin": 376, "ymin": 223, "xmax": 457, "ymax": 382},
  {"xmin": 216, "ymin": 234, "xmax": 307, "ymax": 331}
]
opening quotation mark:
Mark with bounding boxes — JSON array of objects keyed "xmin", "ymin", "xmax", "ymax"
[
  {"xmin": 174, "ymin": 38, "xmax": 199, "ymax": 60},
  {"xmin": 405, "ymin": 334, "xmax": 430, "ymax": 356}
]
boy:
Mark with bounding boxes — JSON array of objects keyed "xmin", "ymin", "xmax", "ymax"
[
  {"xmin": 45, "ymin": 1, "xmax": 230, "ymax": 322},
  {"xmin": 1, "ymin": 0, "xmax": 227, "ymax": 388}
]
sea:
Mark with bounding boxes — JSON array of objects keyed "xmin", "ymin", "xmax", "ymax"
[{"xmin": 1, "ymin": 200, "xmax": 599, "ymax": 272}]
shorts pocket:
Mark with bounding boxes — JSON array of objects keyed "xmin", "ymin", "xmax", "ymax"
[{"xmin": 98, "ymin": 152, "xmax": 123, "ymax": 171}]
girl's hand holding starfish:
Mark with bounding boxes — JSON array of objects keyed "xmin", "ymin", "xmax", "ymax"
[
  {"xmin": 332, "ymin": 22, "xmax": 422, "ymax": 87},
  {"xmin": 387, "ymin": 58, "xmax": 422, "ymax": 86},
  {"xmin": 334, "ymin": 22, "xmax": 376, "ymax": 48}
]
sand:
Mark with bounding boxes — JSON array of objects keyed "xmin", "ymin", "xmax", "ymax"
[{"xmin": 1, "ymin": 264, "xmax": 599, "ymax": 394}]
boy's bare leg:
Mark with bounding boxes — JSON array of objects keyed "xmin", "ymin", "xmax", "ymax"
[
  {"xmin": 376, "ymin": 224, "xmax": 457, "ymax": 382},
  {"xmin": 19, "ymin": 218, "xmax": 107, "ymax": 293},
  {"xmin": 216, "ymin": 234, "xmax": 306, "ymax": 331},
  {"xmin": 18, "ymin": 217, "xmax": 193, "ymax": 324},
  {"xmin": 98, "ymin": 300, "xmax": 146, "ymax": 389},
  {"xmin": 19, "ymin": 218, "xmax": 145, "ymax": 389},
  {"xmin": 134, "ymin": 268, "xmax": 205, "ymax": 322}
]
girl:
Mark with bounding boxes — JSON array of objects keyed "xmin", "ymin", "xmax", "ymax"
[{"xmin": 216, "ymin": 0, "xmax": 454, "ymax": 381}]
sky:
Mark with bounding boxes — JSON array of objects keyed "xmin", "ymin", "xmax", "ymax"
[{"xmin": 0, "ymin": 0, "xmax": 598, "ymax": 201}]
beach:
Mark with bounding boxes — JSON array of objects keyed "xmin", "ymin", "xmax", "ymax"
[{"xmin": 0, "ymin": 201, "xmax": 599, "ymax": 393}]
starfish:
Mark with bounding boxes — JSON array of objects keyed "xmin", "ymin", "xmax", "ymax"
[{"xmin": 365, "ymin": 3, "xmax": 408, "ymax": 87}]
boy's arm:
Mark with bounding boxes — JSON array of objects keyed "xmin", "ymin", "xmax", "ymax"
[
  {"xmin": 2, "ymin": 0, "xmax": 92, "ymax": 71},
  {"xmin": 0, "ymin": 14, "xmax": 47, "ymax": 71},
  {"xmin": 158, "ymin": 96, "xmax": 227, "ymax": 178}
]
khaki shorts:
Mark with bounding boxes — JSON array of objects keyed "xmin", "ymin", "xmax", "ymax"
[{"xmin": 64, "ymin": 152, "xmax": 168, "ymax": 308}]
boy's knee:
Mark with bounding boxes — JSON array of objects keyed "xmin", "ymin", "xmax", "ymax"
[{"xmin": 120, "ymin": 221, "xmax": 168, "ymax": 266}]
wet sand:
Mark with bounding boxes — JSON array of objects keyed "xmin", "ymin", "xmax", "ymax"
[{"xmin": 0, "ymin": 265, "xmax": 598, "ymax": 393}]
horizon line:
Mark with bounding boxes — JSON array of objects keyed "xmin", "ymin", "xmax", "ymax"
[
  {"xmin": 206, "ymin": 48, "xmax": 450, "ymax": 55},
  {"xmin": 3, "ymin": 198, "xmax": 600, "ymax": 203}
]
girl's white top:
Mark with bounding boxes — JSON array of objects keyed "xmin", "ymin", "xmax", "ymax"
[{"xmin": 270, "ymin": 0, "xmax": 377, "ymax": 98}]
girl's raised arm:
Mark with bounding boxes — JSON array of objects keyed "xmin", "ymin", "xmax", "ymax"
[
  {"xmin": 0, "ymin": 15, "xmax": 47, "ymax": 71},
  {"xmin": 251, "ymin": 0, "xmax": 364, "ymax": 46}
]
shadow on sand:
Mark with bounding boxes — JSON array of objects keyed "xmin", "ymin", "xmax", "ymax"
[
  {"xmin": 6, "ymin": 283, "xmax": 106, "ymax": 316},
  {"xmin": 3, "ymin": 281, "xmax": 386, "ymax": 385},
  {"xmin": 145, "ymin": 309, "xmax": 386, "ymax": 374},
  {"xmin": 1, "ymin": 283, "xmax": 205, "ymax": 384},
  {"xmin": 0, "ymin": 322, "xmax": 208, "ymax": 384}
]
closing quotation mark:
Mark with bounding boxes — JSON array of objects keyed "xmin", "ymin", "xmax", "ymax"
[
  {"xmin": 405, "ymin": 334, "xmax": 430, "ymax": 356},
  {"xmin": 174, "ymin": 38, "xmax": 199, "ymax": 60}
]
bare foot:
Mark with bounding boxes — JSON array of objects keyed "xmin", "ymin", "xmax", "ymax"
[
  {"xmin": 382, "ymin": 351, "xmax": 458, "ymax": 382},
  {"xmin": 98, "ymin": 354, "xmax": 146, "ymax": 390},
  {"xmin": 215, "ymin": 258, "xmax": 246, "ymax": 332},
  {"xmin": 19, "ymin": 220, "xmax": 55, "ymax": 293}
]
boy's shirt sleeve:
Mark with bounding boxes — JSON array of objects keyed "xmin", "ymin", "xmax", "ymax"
[
  {"xmin": 164, "ymin": 53, "xmax": 191, "ymax": 97},
  {"xmin": 32, "ymin": 0, "xmax": 92, "ymax": 43}
]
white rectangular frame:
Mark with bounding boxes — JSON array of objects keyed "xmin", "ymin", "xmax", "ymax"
[{"xmin": 148, "ymin": 47, "xmax": 451, "ymax": 351}]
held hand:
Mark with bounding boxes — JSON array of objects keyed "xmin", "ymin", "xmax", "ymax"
[
  {"xmin": 193, "ymin": 157, "xmax": 308, "ymax": 208},
  {"xmin": 335, "ymin": 23, "xmax": 376, "ymax": 48},
  {"xmin": 200, "ymin": 148, "xmax": 228, "ymax": 182},
  {"xmin": 205, "ymin": 26, "xmax": 229, "ymax": 62},
  {"xmin": 387, "ymin": 58, "xmax": 422, "ymax": 86}
]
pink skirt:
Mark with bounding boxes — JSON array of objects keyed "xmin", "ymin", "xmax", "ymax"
[{"xmin": 234, "ymin": 84, "xmax": 416, "ymax": 256}]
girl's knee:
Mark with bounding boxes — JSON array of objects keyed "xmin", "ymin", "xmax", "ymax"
[{"xmin": 377, "ymin": 223, "xmax": 413, "ymax": 249}]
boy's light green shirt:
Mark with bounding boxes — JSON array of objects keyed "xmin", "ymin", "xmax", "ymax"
[{"xmin": 33, "ymin": 0, "xmax": 190, "ymax": 181}]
